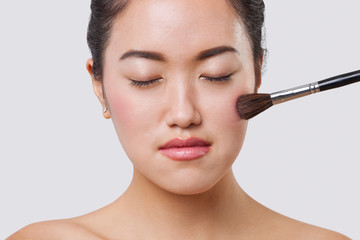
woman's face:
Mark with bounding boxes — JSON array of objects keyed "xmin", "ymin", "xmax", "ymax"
[{"xmin": 93, "ymin": 0, "xmax": 257, "ymax": 194}]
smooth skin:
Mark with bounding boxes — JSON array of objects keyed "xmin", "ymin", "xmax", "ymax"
[{"xmin": 8, "ymin": 0, "xmax": 350, "ymax": 239}]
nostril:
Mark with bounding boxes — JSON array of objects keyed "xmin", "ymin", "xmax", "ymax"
[
  {"xmin": 170, "ymin": 121, "xmax": 200, "ymax": 129},
  {"xmin": 166, "ymin": 106, "xmax": 202, "ymax": 128}
]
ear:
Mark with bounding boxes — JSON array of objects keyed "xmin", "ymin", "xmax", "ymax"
[
  {"xmin": 254, "ymin": 53, "xmax": 264, "ymax": 93},
  {"xmin": 86, "ymin": 59, "xmax": 111, "ymax": 119},
  {"xmin": 254, "ymin": 72, "xmax": 262, "ymax": 93},
  {"xmin": 255, "ymin": 74, "xmax": 262, "ymax": 93}
]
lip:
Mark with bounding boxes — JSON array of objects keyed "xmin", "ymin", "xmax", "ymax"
[{"xmin": 159, "ymin": 137, "xmax": 211, "ymax": 161}]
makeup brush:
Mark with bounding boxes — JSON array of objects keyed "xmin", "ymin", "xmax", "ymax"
[{"xmin": 237, "ymin": 69, "xmax": 360, "ymax": 120}]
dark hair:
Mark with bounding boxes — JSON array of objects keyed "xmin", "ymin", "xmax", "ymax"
[
  {"xmin": 87, "ymin": 0, "xmax": 265, "ymax": 85},
  {"xmin": 227, "ymin": 0, "xmax": 265, "ymax": 85}
]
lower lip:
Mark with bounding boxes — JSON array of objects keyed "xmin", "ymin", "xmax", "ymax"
[{"xmin": 159, "ymin": 146, "xmax": 210, "ymax": 161}]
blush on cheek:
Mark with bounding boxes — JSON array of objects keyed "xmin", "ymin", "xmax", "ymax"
[
  {"xmin": 228, "ymin": 88, "xmax": 253, "ymax": 122},
  {"xmin": 203, "ymin": 91, "xmax": 245, "ymax": 132},
  {"xmin": 230, "ymin": 80, "xmax": 255, "ymax": 121},
  {"xmin": 107, "ymin": 91, "xmax": 137, "ymax": 128}
]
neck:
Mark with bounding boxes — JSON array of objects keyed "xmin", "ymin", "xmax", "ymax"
[{"xmin": 117, "ymin": 168, "xmax": 253, "ymax": 239}]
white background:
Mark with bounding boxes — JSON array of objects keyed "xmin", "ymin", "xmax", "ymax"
[{"xmin": 1, "ymin": 0, "xmax": 359, "ymax": 239}]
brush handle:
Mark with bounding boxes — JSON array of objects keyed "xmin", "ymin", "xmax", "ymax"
[
  {"xmin": 318, "ymin": 69, "xmax": 360, "ymax": 91},
  {"xmin": 270, "ymin": 82, "xmax": 320, "ymax": 105},
  {"xmin": 270, "ymin": 69, "xmax": 360, "ymax": 105}
]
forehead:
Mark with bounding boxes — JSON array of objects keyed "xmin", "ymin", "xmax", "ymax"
[{"xmin": 108, "ymin": 0, "xmax": 251, "ymax": 61}]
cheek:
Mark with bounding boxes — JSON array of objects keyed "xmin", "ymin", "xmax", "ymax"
[
  {"xmin": 207, "ymin": 93, "xmax": 249, "ymax": 164},
  {"xmin": 105, "ymin": 84, "xmax": 161, "ymax": 153},
  {"xmin": 201, "ymin": 75, "xmax": 253, "ymax": 155},
  {"xmin": 205, "ymin": 92, "xmax": 247, "ymax": 139},
  {"xmin": 105, "ymin": 84, "xmax": 143, "ymax": 141},
  {"xmin": 204, "ymin": 79, "xmax": 253, "ymax": 124},
  {"xmin": 107, "ymin": 89, "xmax": 151, "ymax": 163},
  {"xmin": 109, "ymin": 93, "xmax": 134, "ymax": 124}
]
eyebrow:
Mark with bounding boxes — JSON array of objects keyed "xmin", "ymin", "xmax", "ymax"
[
  {"xmin": 119, "ymin": 46, "xmax": 239, "ymax": 62},
  {"xmin": 195, "ymin": 46, "xmax": 239, "ymax": 61},
  {"xmin": 120, "ymin": 50, "xmax": 166, "ymax": 61}
]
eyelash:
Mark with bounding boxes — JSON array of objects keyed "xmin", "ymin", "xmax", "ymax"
[
  {"xmin": 129, "ymin": 78, "xmax": 162, "ymax": 87},
  {"xmin": 129, "ymin": 74, "xmax": 232, "ymax": 88},
  {"xmin": 203, "ymin": 74, "xmax": 232, "ymax": 82}
]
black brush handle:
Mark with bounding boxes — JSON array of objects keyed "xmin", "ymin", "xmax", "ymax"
[{"xmin": 318, "ymin": 69, "xmax": 360, "ymax": 92}]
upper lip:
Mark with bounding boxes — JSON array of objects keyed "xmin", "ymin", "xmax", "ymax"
[{"xmin": 159, "ymin": 137, "xmax": 211, "ymax": 149}]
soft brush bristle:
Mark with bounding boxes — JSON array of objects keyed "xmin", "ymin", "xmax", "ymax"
[{"xmin": 236, "ymin": 94, "xmax": 273, "ymax": 120}]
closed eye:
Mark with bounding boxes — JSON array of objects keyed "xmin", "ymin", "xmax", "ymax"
[
  {"xmin": 129, "ymin": 78, "xmax": 163, "ymax": 87},
  {"xmin": 202, "ymin": 74, "xmax": 232, "ymax": 82}
]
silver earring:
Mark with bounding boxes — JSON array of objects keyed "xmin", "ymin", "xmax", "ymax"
[{"xmin": 103, "ymin": 107, "xmax": 107, "ymax": 113}]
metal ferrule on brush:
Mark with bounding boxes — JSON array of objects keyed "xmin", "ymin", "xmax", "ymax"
[{"xmin": 270, "ymin": 82, "xmax": 320, "ymax": 105}]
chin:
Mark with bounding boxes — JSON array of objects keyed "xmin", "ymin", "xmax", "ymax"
[
  {"xmin": 167, "ymin": 184, "xmax": 213, "ymax": 196},
  {"xmin": 156, "ymin": 170, "xmax": 226, "ymax": 196}
]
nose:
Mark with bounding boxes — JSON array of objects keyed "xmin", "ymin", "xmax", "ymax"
[{"xmin": 165, "ymin": 81, "xmax": 202, "ymax": 128}]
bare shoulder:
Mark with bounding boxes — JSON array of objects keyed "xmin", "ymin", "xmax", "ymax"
[
  {"xmin": 299, "ymin": 225, "xmax": 351, "ymax": 240},
  {"xmin": 7, "ymin": 219, "xmax": 105, "ymax": 240},
  {"xmin": 275, "ymin": 214, "xmax": 351, "ymax": 240},
  {"xmin": 260, "ymin": 207, "xmax": 351, "ymax": 240}
]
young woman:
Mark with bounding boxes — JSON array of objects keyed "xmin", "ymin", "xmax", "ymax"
[{"xmin": 8, "ymin": 0, "xmax": 350, "ymax": 239}]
